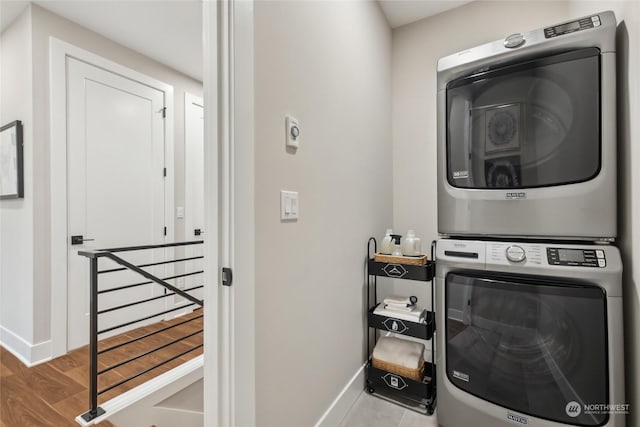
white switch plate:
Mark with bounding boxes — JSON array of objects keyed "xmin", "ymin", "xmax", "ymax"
[
  {"xmin": 285, "ymin": 116, "xmax": 300, "ymax": 149},
  {"xmin": 281, "ymin": 190, "xmax": 299, "ymax": 220},
  {"xmin": 176, "ymin": 206, "xmax": 185, "ymax": 219}
]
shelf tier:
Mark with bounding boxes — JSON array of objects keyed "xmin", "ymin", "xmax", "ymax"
[
  {"xmin": 366, "ymin": 360, "xmax": 435, "ymax": 401},
  {"xmin": 368, "ymin": 306, "xmax": 435, "ymax": 340},
  {"xmin": 367, "ymin": 259, "xmax": 435, "ymax": 281}
]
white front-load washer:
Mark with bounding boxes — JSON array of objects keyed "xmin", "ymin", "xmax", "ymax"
[{"xmin": 435, "ymin": 239, "xmax": 625, "ymax": 427}]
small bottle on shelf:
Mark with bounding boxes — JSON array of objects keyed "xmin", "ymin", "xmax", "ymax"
[
  {"xmin": 401, "ymin": 230, "xmax": 422, "ymax": 257},
  {"xmin": 380, "ymin": 229, "xmax": 394, "ymax": 254},
  {"xmin": 391, "ymin": 235, "xmax": 403, "ymax": 256}
]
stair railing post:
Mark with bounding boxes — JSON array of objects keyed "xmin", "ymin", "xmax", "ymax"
[
  {"xmin": 81, "ymin": 254, "xmax": 105, "ymax": 422},
  {"xmin": 89, "ymin": 256, "xmax": 98, "ymax": 417}
]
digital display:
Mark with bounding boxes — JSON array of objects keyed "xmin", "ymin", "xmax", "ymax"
[
  {"xmin": 558, "ymin": 249, "xmax": 585, "ymax": 263},
  {"xmin": 556, "ymin": 21, "xmax": 580, "ymax": 33}
]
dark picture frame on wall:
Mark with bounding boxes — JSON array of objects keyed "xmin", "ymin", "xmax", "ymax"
[{"xmin": 0, "ymin": 120, "xmax": 24, "ymax": 199}]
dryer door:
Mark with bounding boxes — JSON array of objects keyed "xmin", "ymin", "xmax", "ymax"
[
  {"xmin": 446, "ymin": 48, "xmax": 601, "ymax": 190},
  {"xmin": 445, "ymin": 272, "xmax": 608, "ymax": 426}
]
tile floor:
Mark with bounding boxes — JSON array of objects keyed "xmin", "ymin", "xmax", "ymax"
[{"xmin": 339, "ymin": 392, "xmax": 438, "ymax": 427}]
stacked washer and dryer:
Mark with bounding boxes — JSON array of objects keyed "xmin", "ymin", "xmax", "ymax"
[{"xmin": 434, "ymin": 11, "xmax": 625, "ymax": 427}]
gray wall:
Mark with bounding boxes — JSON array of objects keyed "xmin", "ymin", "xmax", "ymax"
[
  {"xmin": 0, "ymin": 4, "xmax": 202, "ymax": 363},
  {"xmin": 253, "ymin": 1, "xmax": 392, "ymax": 425}
]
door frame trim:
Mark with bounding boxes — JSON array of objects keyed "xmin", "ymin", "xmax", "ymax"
[
  {"xmin": 49, "ymin": 37, "xmax": 175, "ymax": 358},
  {"xmin": 205, "ymin": 1, "xmax": 256, "ymax": 425},
  {"xmin": 184, "ymin": 92, "xmax": 204, "ymax": 246}
]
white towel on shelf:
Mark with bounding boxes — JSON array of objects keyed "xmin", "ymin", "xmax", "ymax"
[
  {"xmin": 383, "ymin": 295, "xmax": 418, "ymax": 307},
  {"xmin": 384, "ymin": 303, "xmax": 414, "ymax": 312},
  {"xmin": 374, "ymin": 304, "xmax": 426, "ymax": 323},
  {"xmin": 372, "ymin": 336, "xmax": 425, "ymax": 369}
]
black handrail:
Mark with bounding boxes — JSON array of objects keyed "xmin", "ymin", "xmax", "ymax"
[
  {"xmin": 97, "ymin": 284, "xmax": 204, "ymax": 315},
  {"xmin": 98, "ymin": 313, "xmax": 204, "ymax": 355},
  {"xmin": 80, "ymin": 251, "xmax": 203, "ymax": 306},
  {"xmin": 98, "ymin": 255, "xmax": 204, "ymax": 274},
  {"xmin": 98, "ymin": 271, "xmax": 203, "ymax": 294},
  {"xmin": 96, "ymin": 239, "xmax": 204, "ymax": 253},
  {"xmin": 98, "ymin": 303, "xmax": 198, "ymax": 335},
  {"xmin": 98, "ymin": 344, "xmax": 204, "ymax": 396},
  {"xmin": 79, "ymin": 240, "xmax": 204, "ymax": 423}
]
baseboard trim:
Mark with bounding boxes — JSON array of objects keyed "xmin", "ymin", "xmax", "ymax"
[
  {"xmin": 0, "ymin": 326, "xmax": 52, "ymax": 367},
  {"xmin": 314, "ymin": 363, "xmax": 366, "ymax": 427}
]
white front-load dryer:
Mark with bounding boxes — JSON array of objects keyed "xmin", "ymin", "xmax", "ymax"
[{"xmin": 435, "ymin": 239, "xmax": 625, "ymax": 427}]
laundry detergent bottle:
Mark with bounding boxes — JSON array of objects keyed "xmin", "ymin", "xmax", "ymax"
[
  {"xmin": 380, "ymin": 229, "xmax": 393, "ymax": 254},
  {"xmin": 401, "ymin": 230, "xmax": 422, "ymax": 257}
]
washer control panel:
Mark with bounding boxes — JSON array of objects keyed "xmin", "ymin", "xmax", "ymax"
[
  {"xmin": 487, "ymin": 242, "xmax": 543, "ymax": 266},
  {"xmin": 547, "ymin": 247, "xmax": 606, "ymax": 268},
  {"xmin": 505, "ymin": 245, "xmax": 526, "ymax": 262}
]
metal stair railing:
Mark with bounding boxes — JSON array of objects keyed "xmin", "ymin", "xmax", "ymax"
[{"xmin": 78, "ymin": 240, "xmax": 204, "ymax": 422}]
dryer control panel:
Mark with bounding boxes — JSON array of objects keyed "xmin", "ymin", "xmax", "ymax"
[
  {"xmin": 543, "ymin": 15, "xmax": 601, "ymax": 38},
  {"xmin": 547, "ymin": 247, "xmax": 606, "ymax": 268}
]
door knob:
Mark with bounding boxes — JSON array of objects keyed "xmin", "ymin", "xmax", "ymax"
[{"xmin": 71, "ymin": 235, "xmax": 95, "ymax": 245}]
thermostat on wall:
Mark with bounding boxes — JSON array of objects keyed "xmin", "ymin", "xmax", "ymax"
[{"xmin": 286, "ymin": 116, "xmax": 300, "ymax": 149}]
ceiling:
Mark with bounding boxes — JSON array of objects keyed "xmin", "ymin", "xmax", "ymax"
[
  {"xmin": 379, "ymin": 0, "xmax": 473, "ymax": 28},
  {"xmin": 1, "ymin": 1, "xmax": 472, "ymax": 82},
  {"xmin": 1, "ymin": 0, "xmax": 203, "ymax": 81}
]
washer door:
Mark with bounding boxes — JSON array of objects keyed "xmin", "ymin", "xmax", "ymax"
[{"xmin": 445, "ymin": 272, "xmax": 608, "ymax": 426}]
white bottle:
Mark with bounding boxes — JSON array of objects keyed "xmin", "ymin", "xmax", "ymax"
[
  {"xmin": 391, "ymin": 235, "xmax": 403, "ymax": 256},
  {"xmin": 401, "ymin": 230, "xmax": 422, "ymax": 257},
  {"xmin": 380, "ymin": 229, "xmax": 393, "ymax": 254}
]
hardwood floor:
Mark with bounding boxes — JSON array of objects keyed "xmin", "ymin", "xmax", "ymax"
[{"xmin": 0, "ymin": 310, "xmax": 203, "ymax": 427}]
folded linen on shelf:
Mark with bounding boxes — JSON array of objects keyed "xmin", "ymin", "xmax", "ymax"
[
  {"xmin": 374, "ymin": 303, "xmax": 426, "ymax": 323},
  {"xmin": 372, "ymin": 336, "xmax": 425, "ymax": 370},
  {"xmin": 384, "ymin": 303, "xmax": 414, "ymax": 312},
  {"xmin": 382, "ymin": 295, "xmax": 418, "ymax": 307}
]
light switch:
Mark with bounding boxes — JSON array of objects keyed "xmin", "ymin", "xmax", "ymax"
[
  {"xmin": 281, "ymin": 190, "xmax": 299, "ymax": 220},
  {"xmin": 176, "ymin": 207, "xmax": 185, "ymax": 219}
]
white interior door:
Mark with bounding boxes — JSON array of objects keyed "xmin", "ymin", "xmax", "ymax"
[
  {"xmin": 67, "ymin": 57, "xmax": 168, "ymax": 350},
  {"xmin": 176, "ymin": 93, "xmax": 205, "ymax": 311}
]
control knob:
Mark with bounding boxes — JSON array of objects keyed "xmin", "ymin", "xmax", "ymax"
[
  {"xmin": 504, "ymin": 33, "xmax": 525, "ymax": 48},
  {"xmin": 506, "ymin": 245, "xmax": 526, "ymax": 262}
]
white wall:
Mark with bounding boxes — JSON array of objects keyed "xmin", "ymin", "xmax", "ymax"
[
  {"xmin": 253, "ymin": 1, "xmax": 392, "ymax": 425},
  {"xmin": 0, "ymin": 4, "xmax": 203, "ymax": 364},
  {"xmin": 566, "ymin": 1, "xmax": 640, "ymax": 421},
  {"xmin": 0, "ymin": 6, "xmax": 36, "ymax": 359}
]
